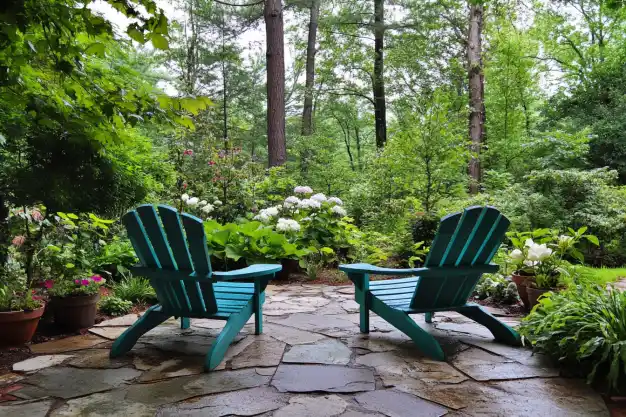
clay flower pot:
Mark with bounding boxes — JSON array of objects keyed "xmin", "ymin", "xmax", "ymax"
[
  {"xmin": 0, "ymin": 305, "xmax": 45, "ymax": 346},
  {"xmin": 527, "ymin": 286, "xmax": 552, "ymax": 309},
  {"xmin": 51, "ymin": 293, "xmax": 100, "ymax": 330},
  {"xmin": 511, "ymin": 272, "xmax": 533, "ymax": 310}
]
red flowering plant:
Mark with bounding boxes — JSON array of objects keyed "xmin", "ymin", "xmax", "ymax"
[{"xmin": 47, "ymin": 274, "xmax": 105, "ymax": 298}]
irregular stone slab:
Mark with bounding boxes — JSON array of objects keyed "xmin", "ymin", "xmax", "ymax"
[
  {"xmin": 283, "ymin": 296, "xmax": 330, "ymax": 308},
  {"xmin": 283, "ymin": 338, "xmax": 352, "ymax": 365},
  {"xmin": 68, "ymin": 349, "xmax": 133, "ymax": 369},
  {"xmin": 13, "ymin": 355, "xmax": 74, "ymax": 372},
  {"xmin": 89, "ymin": 326, "xmax": 128, "ymax": 340},
  {"xmin": 231, "ymin": 338, "xmax": 285, "ymax": 370},
  {"xmin": 434, "ymin": 322, "xmax": 492, "ymax": 339},
  {"xmin": 0, "ymin": 373, "xmax": 24, "ymax": 387},
  {"xmin": 340, "ymin": 411, "xmax": 386, "ymax": 417},
  {"xmin": 95, "ymin": 314, "xmax": 140, "ymax": 327},
  {"xmin": 355, "ymin": 390, "xmax": 448, "ymax": 417},
  {"xmin": 0, "ymin": 400, "xmax": 54, "ymax": 417},
  {"xmin": 156, "ymin": 386, "xmax": 289, "ymax": 417},
  {"xmin": 139, "ymin": 357, "xmax": 205, "ymax": 382},
  {"xmin": 29, "ymin": 334, "xmax": 107, "ymax": 354},
  {"xmin": 191, "ymin": 319, "xmax": 226, "ymax": 329},
  {"xmin": 268, "ymin": 313, "xmax": 356, "ymax": 333},
  {"xmin": 256, "ymin": 367, "xmax": 277, "ymax": 376},
  {"xmin": 388, "ymin": 379, "xmax": 486, "ymax": 410},
  {"xmin": 337, "ymin": 286, "xmax": 355, "ymax": 295},
  {"xmin": 263, "ymin": 301, "xmax": 318, "ymax": 316},
  {"xmin": 357, "ymin": 351, "xmax": 467, "ymax": 384},
  {"xmin": 264, "ymin": 323, "xmax": 327, "ymax": 345},
  {"xmin": 124, "ymin": 368, "xmax": 271, "ymax": 406},
  {"xmin": 452, "ymin": 348, "xmax": 558, "ymax": 381},
  {"xmin": 274, "ymin": 394, "xmax": 348, "ymax": 417},
  {"xmin": 18, "ymin": 366, "xmax": 141, "ymax": 399},
  {"xmin": 340, "ymin": 299, "xmax": 360, "ymax": 313},
  {"xmin": 51, "ymin": 389, "xmax": 157, "ymax": 417},
  {"xmin": 272, "ymin": 364, "xmax": 375, "ymax": 393},
  {"xmin": 461, "ymin": 338, "xmax": 555, "ymax": 368},
  {"xmin": 346, "ymin": 332, "xmax": 408, "ymax": 353}
]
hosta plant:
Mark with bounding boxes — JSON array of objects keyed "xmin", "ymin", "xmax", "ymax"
[
  {"xmin": 520, "ymin": 284, "xmax": 626, "ymax": 391},
  {"xmin": 473, "ymin": 273, "xmax": 519, "ymax": 304},
  {"xmin": 99, "ymin": 296, "xmax": 133, "ymax": 316}
]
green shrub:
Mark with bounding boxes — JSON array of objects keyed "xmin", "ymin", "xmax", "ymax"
[
  {"xmin": 99, "ymin": 296, "xmax": 133, "ymax": 316},
  {"xmin": 473, "ymin": 274, "xmax": 518, "ymax": 304},
  {"xmin": 520, "ymin": 284, "xmax": 626, "ymax": 391},
  {"xmin": 113, "ymin": 274, "xmax": 156, "ymax": 303}
]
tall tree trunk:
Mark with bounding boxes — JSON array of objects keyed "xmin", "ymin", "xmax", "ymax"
[
  {"xmin": 373, "ymin": 0, "xmax": 387, "ymax": 149},
  {"xmin": 184, "ymin": 0, "xmax": 198, "ymax": 95},
  {"xmin": 221, "ymin": 10, "xmax": 228, "ymax": 146},
  {"xmin": 265, "ymin": 0, "xmax": 286, "ymax": 167},
  {"xmin": 301, "ymin": 0, "xmax": 320, "ymax": 136},
  {"xmin": 467, "ymin": 3, "xmax": 485, "ymax": 194}
]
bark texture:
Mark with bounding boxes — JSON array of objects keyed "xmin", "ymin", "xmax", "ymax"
[
  {"xmin": 265, "ymin": 0, "xmax": 286, "ymax": 166},
  {"xmin": 373, "ymin": 0, "xmax": 387, "ymax": 149},
  {"xmin": 467, "ymin": 3, "xmax": 485, "ymax": 194},
  {"xmin": 301, "ymin": 0, "xmax": 320, "ymax": 136}
]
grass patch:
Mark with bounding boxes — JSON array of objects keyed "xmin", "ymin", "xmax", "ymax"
[{"xmin": 573, "ymin": 266, "xmax": 626, "ymax": 286}]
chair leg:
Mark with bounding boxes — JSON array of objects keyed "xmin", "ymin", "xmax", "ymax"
[
  {"xmin": 181, "ymin": 317, "xmax": 190, "ymax": 329},
  {"xmin": 457, "ymin": 303, "xmax": 521, "ymax": 346},
  {"xmin": 425, "ymin": 312, "xmax": 434, "ymax": 323},
  {"xmin": 254, "ymin": 280, "xmax": 263, "ymax": 335},
  {"xmin": 370, "ymin": 297, "xmax": 445, "ymax": 361},
  {"xmin": 110, "ymin": 305, "xmax": 170, "ymax": 358},
  {"xmin": 205, "ymin": 300, "xmax": 254, "ymax": 371},
  {"xmin": 355, "ymin": 285, "xmax": 370, "ymax": 333}
]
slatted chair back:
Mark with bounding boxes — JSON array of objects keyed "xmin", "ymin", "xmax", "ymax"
[
  {"xmin": 122, "ymin": 204, "xmax": 219, "ymax": 316},
  {"xmin": 410, "ymin": 206, "xmax": 510, "ymax": 310}
]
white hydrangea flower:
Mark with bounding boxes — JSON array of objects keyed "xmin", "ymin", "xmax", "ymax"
[
  {"xmin": 328, "ymin": 197, "xmax": 343, "ymax": 206},
  {"xmin": 284, "ymin": 196, "xmax": 301, "ymax": 208},
  {"xmin": 297, "ymin": 199, "xmax": 321, "ymax": 209},
  {"xmin": 186, "ymin": 197, "xmax": 199, "ymax": 207},
  {"xmin": 276, "ymin": 218, "xmax": 301, "ymax": 232},
  {"xmin": 265, "ymin": 206, "xmax": 280, "ymax": 217},
  {"xmin": 311, "ymin": 193, "xmax": 327, "ymax": 202},
  {"xmin": 254, "ymin": 212, "xmax": 271, "ymax": 223},
  {"xmin": 201, "ymin": 204, "xmax": 214, "ymax": 213},
  {"xmin": 509, "ymin": 249, "xmax": 524, "ymax": 261},
  {"xmin": 294, "ymin": 186, "xmax": 313, "ymax": 194},
  {"xmin": 331, "ymin": 205, "xmax": 347, "ymax": 217},
  {"xmin": 213, "ymin": 200, "xmax": 223, "ymax": 206},
  {"xmin": 181, "ymin": 193, "xmax": 190, "ymax": 202},
  {"xmin": 199, "ymin": 200, "xmax": 207, "ymax": 206}
]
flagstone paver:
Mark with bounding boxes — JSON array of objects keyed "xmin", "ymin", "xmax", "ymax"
[
  {"xmin": 355, "ymin": 389, "xmax": 448, "ymax": 417},
  {"xmin": 3, "ymin": 284, "xmax": 609, "ymax": 416},
  {"xmin": 283, "ymin": 338, "xmax": 352, "ymax": 365},
  {"xmin": 156, "ymin": 386, "xmax": 289, "ymax": 417},
  {"xmin": 272, "ymin": 364, "xmax": 376, "ymax": 393},
  {"xmin": 12, "ymin": 355, "xmax": 75, "ymax": 372}
]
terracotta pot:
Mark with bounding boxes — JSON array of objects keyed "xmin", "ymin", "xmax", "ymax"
[
  {"xmin": 275, "ymin": 258, "xmax": 300, "ymax": 281},
  {"xmin": 527, "ymin": 286, "xmax": 552, "ymax": 309},
  {"xmin": 0, "ymin": 305, "xmax": 45, "ymax": 346},
  {"xmin": 511, "ymin": 273, "xmax": 533, "ymax": 310},
  {"xmin": 52, "ymin": 293, "xmax": 100, "ymax": 330}
]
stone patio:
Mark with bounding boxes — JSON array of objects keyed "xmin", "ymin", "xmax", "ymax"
[{"xmin": 0, "ymin": 284, "xmax": 609, "ymax": 416}]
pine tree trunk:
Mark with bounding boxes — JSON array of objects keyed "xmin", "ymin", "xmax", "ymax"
[
  {"xmin": 265, "ymin": 0, "xmax": 286, "ymax": 166},
  {"xmin": 301, "ymin": 0, "xmax": 320, "ymax": 136},
  {"xmin": 373, "ymin": 0, "xmax": 387, "ymax": 149},
  {"xmin": 467, "ymin": 3, "xmax": 485, "ymax": 194}
]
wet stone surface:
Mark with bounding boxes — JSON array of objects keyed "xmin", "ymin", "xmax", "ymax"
[{"xmin": 3, "ymin": 284, "xmax": 609, "ymax": 416}]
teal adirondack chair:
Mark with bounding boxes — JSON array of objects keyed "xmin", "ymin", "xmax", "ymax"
[
  {"xmin": 109, "ymin": 204, "xmax": 281, "ymax": 371},
  {"xmin": 339, "ymin": 206, "xmax": 520, "ymax": 360}
]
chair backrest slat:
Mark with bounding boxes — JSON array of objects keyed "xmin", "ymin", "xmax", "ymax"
[
  {"xmin": 410, "ymin": 206, "xmax": 510, "ymax": 310},
  {"xmin": 123, "ymin": 206, "xmax": 218, "ymax": 316}
]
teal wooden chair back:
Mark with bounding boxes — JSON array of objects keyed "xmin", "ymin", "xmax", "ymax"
[
  {"xmin": 122, "ymin": 204, "xmax": 219, "ymax": 317},
  {"xmin": 410, "ymin": 206, "xmax": 510, "ymax": 310}
]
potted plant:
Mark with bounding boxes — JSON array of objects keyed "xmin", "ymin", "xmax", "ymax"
[
  {"xmin": 508, "ymin": 227, "xmax": 598, "ymax": 309},
  {"xmin": 47, "ymin": 274, "xmax": 105, "ymax": 329},
  {"xmin": 0, "ymin": 263, "xmax": 45, "ymax": 346}
]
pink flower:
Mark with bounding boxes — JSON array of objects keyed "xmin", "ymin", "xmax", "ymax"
[
  {"xmin": 31, "ymin": 210, "xmax": 44, "ymax": 222},
  {"xmin": 81, "ymin": 279, "xmax": 90, "ymax": 286},
  {"xmin": 11, "ymin": 235, "xmax": 26, "ymax": 247},
  {"xmin": 74, "ymin": 279, "xmax": 80, "ymax": 285},
  {"xmin": 182, "ymin": 181, "xmax": 188, "ymax": 190},
  {"xmin": 208, "ymin": 161, "xmax": 216, "ymax": 166},
  {"xmin": 43, "ymin": 280, "xmax": 54, "ymax": 289},
  {"xmin": 90, "ymin": 275, "xmax": 103, "ymax": 282},
  {"xmin": 183, "ymin": 149, "xmax": 194, "ymax": 156}
]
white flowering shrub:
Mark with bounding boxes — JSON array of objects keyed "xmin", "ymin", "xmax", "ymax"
[{"xmin": 179, "ymin": 192, "xmax": 219, "ymax": 218}]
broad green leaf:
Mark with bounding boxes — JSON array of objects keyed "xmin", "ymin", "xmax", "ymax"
[
  {"xmin": 85, "ymin": 42, "xmax": 106, "ymax": 57},
  {"xmin": 150, "ymin": 34, "xmax": 169, "ymax": 50}
]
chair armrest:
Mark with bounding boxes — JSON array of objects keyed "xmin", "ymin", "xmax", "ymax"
[
  {"xmin": 213, "ymin": 264, "xmax": 282, "ymax": 281},
  {"xmin": 339, "ymin": 263, "xmax": 500, "ymax": 277}
]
